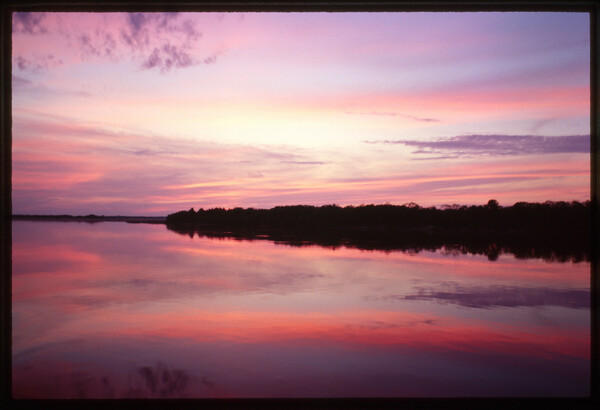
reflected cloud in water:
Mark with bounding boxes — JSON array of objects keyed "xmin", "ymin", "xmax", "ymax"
[
  {"xmin": 166, "ymin": 223, "xmax": 590, "ymax": 264},
  {"xmin": 129, "ymin": 362, "xmax": 195, "ymax": 398},
  {"xmin": 13, "ymin": 359, "xmax": 201, "ymax": 399},
  {"xmin": 398, "ymin": 284, "xmax": 589, "ymax": 309}
]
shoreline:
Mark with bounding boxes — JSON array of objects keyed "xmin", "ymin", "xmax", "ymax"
[
  {"xmin": 11, "ymin": 214, "xmax": 590, "ymax": 262},
  {"xmin": 12, "ymin": 215, "xmax": 166, "ymax": 224}
]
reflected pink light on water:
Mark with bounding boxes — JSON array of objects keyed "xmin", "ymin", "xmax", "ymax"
[
  {"xmin": 163, "ymin": 244, "xmax": 271, "ymax": 262},
  {"xmin": 13, "ymin": 243, "xmax": 102, "ymax": 264},
  {"xmin": 165, "ymin": 237, "xmax": 590, "ymax": 288},
  {"xmin": 18, "ymin": 303, "xmax": 586, "ymax": 361},
  {"xmin": 137, "ymin": 311, "xmax": 587, "ymax": 359}
]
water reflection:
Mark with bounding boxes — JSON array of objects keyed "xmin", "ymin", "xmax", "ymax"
[
  {"xmin": 165, "ymin": 223, "xmax": 590, "ymax": 263},
  {"xmin": 12, "ymin": 221, "xmax": 590, "ymax": 398},
  {"xmin": 399, "ymin": 284, "xmax": 590, "ymax": 309},
  {"xmin": 12, "ymin": 359, "xmax": 197, "ymax": 399}
]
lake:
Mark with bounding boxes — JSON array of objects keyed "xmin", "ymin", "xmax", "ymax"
[{"xmin": 11, "ymin": 220, "xmax": 590, "ymax": 398}]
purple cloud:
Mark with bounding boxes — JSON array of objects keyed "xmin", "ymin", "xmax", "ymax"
[
  {"xmin": 121, "ymin": 13, "xmax": 154, "ymax": 49},
  {"xmin": 203, "ymin": 51, "xmax": 222, "ymax": 65},
  {"xmin": 78, "ymin": 31, "xmax": 117, "ymax": 59},
  {"xmin": 142, "ymin": 44, "xmax": 194, "ymax": 73},
  {"xmin": 365, "ymin": 134, "xmax": 590, "ymax": 158},
  {"xmin": 15, "ymin": 56, "xmax": 27, "ymax": 71},
  {"xmin": 128, "ymin": 13, "xmax": 151, "ymax": 33},
  {"xmin": 13, "ymin": 13, "xmax": 218, "ymax": 74},
  {"xmin": 13, "ymin": 54, "xmax": 63, "ymax": 72},
  {"xmin": 13, "ymin": 12, "xmax": 47, "ymax": 35},
  {"xmin": 179, "ymin": 18, "xmax": 202, "ymax": 43},
  {"xmin": 120, "ymin": 13, "xmax": 203, "ymax": 72},
  {"xmin": 122, "ymin": 13, "xmax": 190, "ymax": 46}
]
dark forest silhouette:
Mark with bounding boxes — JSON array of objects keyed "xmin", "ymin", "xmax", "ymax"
[
  {"xmin": 165, "ymin": 200, "xmax": 590, "ymax": 262},
  {"xmin": 166, "ymin": 200, "xmax": 590, "ymax": 231}
]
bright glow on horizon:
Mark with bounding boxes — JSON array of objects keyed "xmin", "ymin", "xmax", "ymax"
[{"xmin": 12, "ymin": 11, "xmax": 590, "ymax": 215}]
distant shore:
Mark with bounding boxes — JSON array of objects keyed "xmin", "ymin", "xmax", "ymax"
[
  {"xmin": 12, "ymin": 215, "xmax": 166, "ymax": 224},
  {"xmin": 13, "ymin": 200, "xmax": 591, "ymax": 231},
  {"xmin": 165, "ymin": 200, "xmax": 590, "ymax": 232},
  {"xmin": 11, "ymin": 201, "xmax": 591, "ymax": 262}
]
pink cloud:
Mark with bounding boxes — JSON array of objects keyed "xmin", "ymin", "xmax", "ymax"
[{"xmin": 12, "ymin": 12, "xmax": 222, "ymax": 73}]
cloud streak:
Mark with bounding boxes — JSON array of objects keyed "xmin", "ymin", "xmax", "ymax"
[
  {"xmin": 281, "ymin": 160, "xmax": 327, "ymax": 165},
  {"xmin": 365, "ymin": 134, "xmax": 590, "ymax": 158},
  {"xmin": 347, "ymin": 110, "xmax": 440, "ymax": 123}
]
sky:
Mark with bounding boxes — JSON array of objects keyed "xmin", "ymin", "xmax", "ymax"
[{"xmin": 11, "ymin": 11, "xmax": 590, "ymax": 216}]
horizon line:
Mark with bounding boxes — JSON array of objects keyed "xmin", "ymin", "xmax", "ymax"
[{"xmin": 12, "ymin": 198, "xmax": 591, "ymax": 218}]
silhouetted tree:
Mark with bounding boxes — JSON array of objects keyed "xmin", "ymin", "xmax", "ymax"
[
  {"xmin": 165, "ymin": 200, "xmax": 590, "ymax": 236},
  {"xmin": 486, "ymin": 199, "xmax": 500, "ymax": 209}
]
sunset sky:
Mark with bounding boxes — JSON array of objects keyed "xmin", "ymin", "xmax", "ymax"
[{"xmin": 12, "ymin": 11, "xmax": 590, "ymax": 216}]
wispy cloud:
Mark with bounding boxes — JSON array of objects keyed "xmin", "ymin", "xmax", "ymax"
[
  {"xmin": 347, "ymin": 110, "xmax": 440, "ymax": 123},
  {"xmin": 281, "ymin": 161, "xmax": 327, "ymax": 165},
  {"xmin": 411, "ymin": 155, "xmax": 460, "ymax": 161},
  {"xmin": 14, "ymin": 54, "xmax": 63, "ymax": 72},
  {"xmin": 365, "ymin": 134, "xmax": 590, "ymax": 158},
  {"xmin": 529, "ymin": 118, "xmax": 556, "ymax": 133},
  {"xmin": 202, "ymin": 50, "xmax": 223, "ymax": 65},
  {"xmin": 12, "ymin": 75, "xmax": 31, "ymax": 88}
]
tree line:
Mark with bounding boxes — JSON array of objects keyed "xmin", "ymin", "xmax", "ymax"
[{"xmin": 165, "ymin": 199, "xmax": 590, "ymax": 232}]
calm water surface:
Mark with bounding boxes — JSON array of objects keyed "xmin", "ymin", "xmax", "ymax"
[{"xmin": 12, "ymin": 220, "xmax": 590, "ymax": 398}]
